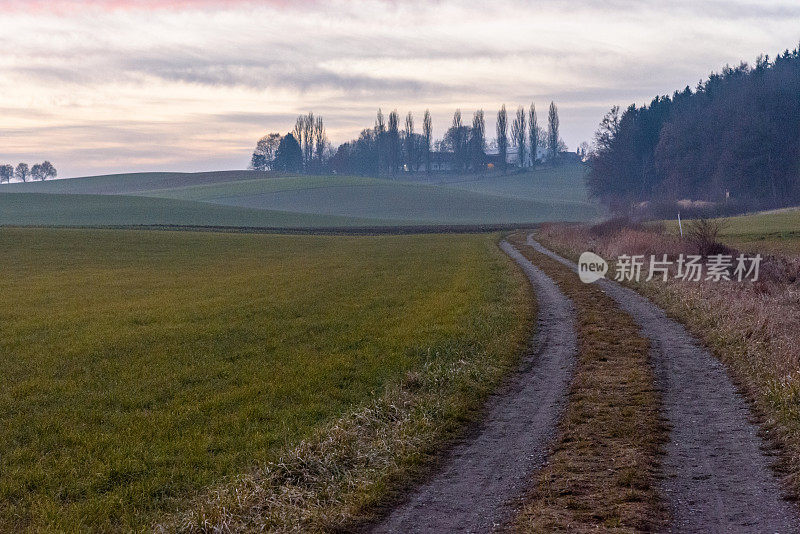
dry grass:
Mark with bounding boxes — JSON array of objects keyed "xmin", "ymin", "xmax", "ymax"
[
  {"xmin": 535, "ymin": 223, "xmax": 800, "ymax": 499},
  {"xmin": 507, "ymin": 233, "xmax": 666, "ymax": 533},
  {"xmin": 158, "ymin": 356, "xmax": 508, "ymax": 533}
]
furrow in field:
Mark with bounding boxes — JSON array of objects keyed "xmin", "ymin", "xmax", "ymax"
[
  {"xmin": 371, "ymin": 241, "xmax": 577, "ymax": 533},
  {"xmin": 526, "ymin": 234, "xmax": 800, "ymax": 533}
]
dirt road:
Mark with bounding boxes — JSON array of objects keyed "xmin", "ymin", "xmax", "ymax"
[
  {"xmin": 371, "ymin": 241, "xmax": 576, "ymax": 533},
  {"xmin": 527, "ymin": 234, "xmax": 799, "ymax": 533}
]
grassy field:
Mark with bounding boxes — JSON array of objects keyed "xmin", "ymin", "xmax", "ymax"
[
  {"xmin": 441, "ymin": 164, "xmax": 593, "ymax": 204},
  {"xmin": 665, "ymin": 208, "xmax": 800, "ymax": 253},
  {"xmin": 0, "ymin": 228, "xmax": 531, "ymax": 531},
  {"xmin": 0, "ymin": 171, "xmax": 268, "ymax": 195},
  {"xmin": 0, "ymin": 164, "xmax": 603, "ymax": 227},
  {"xmin": 0, "ymin": 193, "xmax": 383, "ymax": 228}
]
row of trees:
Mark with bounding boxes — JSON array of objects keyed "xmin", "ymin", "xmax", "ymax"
[
  {"xmin": 0, "ymin": 161, "xmax": 57, "ymax": 183},
  {"xmin": 251, "ymin": 102, "xmax": 566, "ymax": 176},
  {"xmin": 587, "ymin": 46, "xmax": 800, "ymax": 211}
]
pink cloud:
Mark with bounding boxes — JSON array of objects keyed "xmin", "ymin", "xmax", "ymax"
[{"xmin": 0, "ymin": 0, "xmax": 312, "ymax": 13}]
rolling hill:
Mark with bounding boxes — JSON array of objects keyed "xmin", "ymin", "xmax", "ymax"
[{"xmin": 0, "ymin": 164, "xmax": 602, "ymax": 228}]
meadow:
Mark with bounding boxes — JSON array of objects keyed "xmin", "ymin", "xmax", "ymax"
[
  {"xmin": 0, "ymin": 163, "xmax": 602, "ymax": 228},
  {"xmin": 0, "ymin": 193, "xmax": 381, "ymax": 228},
  {"xmin": 0, "ymin": 228, "xmax": 530, "ymax": 531},
  {"xmin": 663, "ymin": 208, "xmax": 800, "ymax": 254}
]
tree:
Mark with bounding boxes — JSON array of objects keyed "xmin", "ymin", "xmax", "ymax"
[
  {"xmin": 274, "ymin": 133, "xmax": 303, "ymax": 172},
  {"xmin": 387, "ymin": 110, "xmax": 400, "ymax": 176},
  {"xmin": 0, "ymin": 164, "xmax": 13, "ymax": 183},
  {"xmin": 314, "ymin": 116, "xmax": 327, "ymax": 165},
  {"xmin": 251, "ymin": 133, "xmax": 281, "ymax": 171},
  {"xmin": 578, "ymin": 141, "xmax": 590, "ymax": 159},
  {"xmin": 547, "ymin": 101, "xmax": 560, "ymax": 162},
  {"xmin": 251, "ymin": 153, "xmax": 267, "ymax": 171},
  {"xmin": 292, "ymin": 113, "xmax": 318, "ymax": 171},
  {"xmin": 404, "ymin": 112, "xmax": 415, "ymax": 171},
  {"xmin": 512, "ymin": 106, "xmax": 527, "ymax": 168},
  {"xmin": 376, "ymin": 109, "xmax": 387, "ymax": 176},
  {"xmin": 423, "ymin": 109, "xmax": 433, "ymax": 174},
  {"xmin": 469, "ymin": 110, "xmax": 486, "ymax": 171},
  {"xmin": 31, "ymin": 164, "xmax": 44, "ymax": 181},
  {"xmin": 15, "ymin": 163, "xmax": 29, "ymax": 182},
  {"xmin": 496, "ymin": 105, "xmax": 508, "ymax": 172},
  {"xmin": 528, "ymin": 103, "xmax": 539, "ymax": 166},
  {"xmin": 447, "ymin": 109, "xmax": 469, "ymax": 171},
  {"xmin": 41, "ymin": 161, "xmax": 57, "ymax": 180}
]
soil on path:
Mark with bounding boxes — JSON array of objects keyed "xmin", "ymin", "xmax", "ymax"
[
  {"xmin": 371, "ymin": 241, "xmax": 577, "ymax": 533},
  {"xmin": 528, "ymin": 234, "xmax": 800, "ymax": 533}
]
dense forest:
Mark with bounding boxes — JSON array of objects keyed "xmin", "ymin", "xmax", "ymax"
[{"xmin": 587, "ymin": 46, "xmax": 800, "ymax": 214}]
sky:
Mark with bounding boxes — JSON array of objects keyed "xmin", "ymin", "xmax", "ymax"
[{"xmin": 1, "ymin": 0, "xmax": 799, "ymax": 178}]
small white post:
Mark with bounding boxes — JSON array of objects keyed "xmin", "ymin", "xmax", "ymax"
[{"xmin": 678, "ymin": 212, "xmax": 683, "ymax": 238}]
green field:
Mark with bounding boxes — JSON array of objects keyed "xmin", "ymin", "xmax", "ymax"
[
  {"xmin": 0, "ymin": 164, "xmax": 602, "ymax": 228},
  {"xmin": 0, "ymin": 228, "xmax": 529, "ymax": 531},
  {"xmin": 0, "ymin": 193, "xmax": 383, "ymax": 228},
  {"xmin": 666, "ymin": 208, "xmax": 800, "ymax": 254}
]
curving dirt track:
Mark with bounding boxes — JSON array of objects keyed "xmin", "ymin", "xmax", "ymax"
[
  {"xmin": 527, "ymin": 234, "xmax": 800, "ymax": 533},
  {"xmin": 371, "ymin": 241, "xmax": 577, "ymax": 533}
]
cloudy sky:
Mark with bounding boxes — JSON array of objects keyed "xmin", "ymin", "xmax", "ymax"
[{"xmin": 1, "ymin": 0, "xmax": 798, "ymax": 177}]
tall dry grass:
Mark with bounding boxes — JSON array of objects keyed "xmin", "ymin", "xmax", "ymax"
[{"xmin": 536, "ymin": 223, "xmax": 800, "ymax": 497}]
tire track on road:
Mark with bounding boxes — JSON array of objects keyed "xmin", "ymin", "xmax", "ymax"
[
  {"xmin": 527, "ymin": 234, "xmax": 799, "ymax": 533},
  {"xmin": 371, "ymin": 241, "xmax": 577, "ymax": 533}
]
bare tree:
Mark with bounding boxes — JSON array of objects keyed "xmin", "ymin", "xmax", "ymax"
[
  {"xmin": 251, "ymin": 133, "xmax": 282, "ymax": 170},
  {"xmin": 314, "ymin": 116, "xmax": 327, "ymax": 165},
  {"xmin": 547, "ymin": 101, "xmax": 560, "ymax": 162},
  {"xmin": 293, "ymin": 117, "xmax": 304, "ymax": 154},
  {"xmin": 0, "ymin": 164, "xmax": 13, "ymax": 183},
  {"xmin": 496, "ymin": 105, "xmax": 508, "ymax": 173},
  {"xmin": 511, "ymin": 106, "xmax": 527, "ymax": 168},
  {"xmin": 450, "ymin": 109, "xmax": 468, "ymax": 171},
  {"xmin": 423, "ymin": 109, "xmax": 432, "ymax": 174},
  {"xmin": 376, "ymin": 109, "xmax": 386, "ymax": 176},
  {"xmin": 404, "ymin": 112, "xmax": 415, "ymax": 172},
  {"xmin": 15, "ymin": 163, "xmax": 29, "ymax": 182},
  {"xmin": 528, "ymin": 102, "xmax": 539, "ymax": 166},
  {"xmin": 388, "ymin": 110, "xmax": 400, "ymax": 176},
  {"xmin": 31, "ymin": 163, "xmax": 44, "ymax": 181},
  {"xmin": 470, "ymin": 109, "xmax": 486, "ymax": 171},
  {"xmin": 42, "ymin": 161, "xmax": 57, "ymax": 180},
  {"xmin": 302, "ymin": 113, "xmax": 315, "ymax": 169},
  {"xmin": 578, "ymin": 141, "xmax": 590, "ymax": 160}
]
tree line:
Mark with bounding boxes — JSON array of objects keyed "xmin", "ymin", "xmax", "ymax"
[
  {"xmin": 587, "ymin": 45, "xmax": 800, "ymax": 212},
  {"xmin": 0, "ymin": 161, "xmax": 57, "ymax": 183},
  {"xmin": 251, "ymin": 102, "xmax": 566, "ymax": 176}
]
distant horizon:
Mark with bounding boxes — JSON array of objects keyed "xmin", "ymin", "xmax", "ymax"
[{"xmin": 2, "ymin": 0, "xmax": 799, "ymax": 177}]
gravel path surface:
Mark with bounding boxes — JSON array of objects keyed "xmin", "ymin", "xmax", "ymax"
[
  {"xmin": 527, "ymin": 234, "xmax": 800, "ymax": 533},
  {"xmin": 371, "ymin": 241, "xmax": 577, "ymax": 533}
]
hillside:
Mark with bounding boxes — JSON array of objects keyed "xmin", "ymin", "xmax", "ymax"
[
  {"xmin": 0, "ymin": 194, "xmax": 382, "ymax": 228},
  {"xmin": 0, "ymin": 163, "xmax": 602, "ymax": 228}
]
